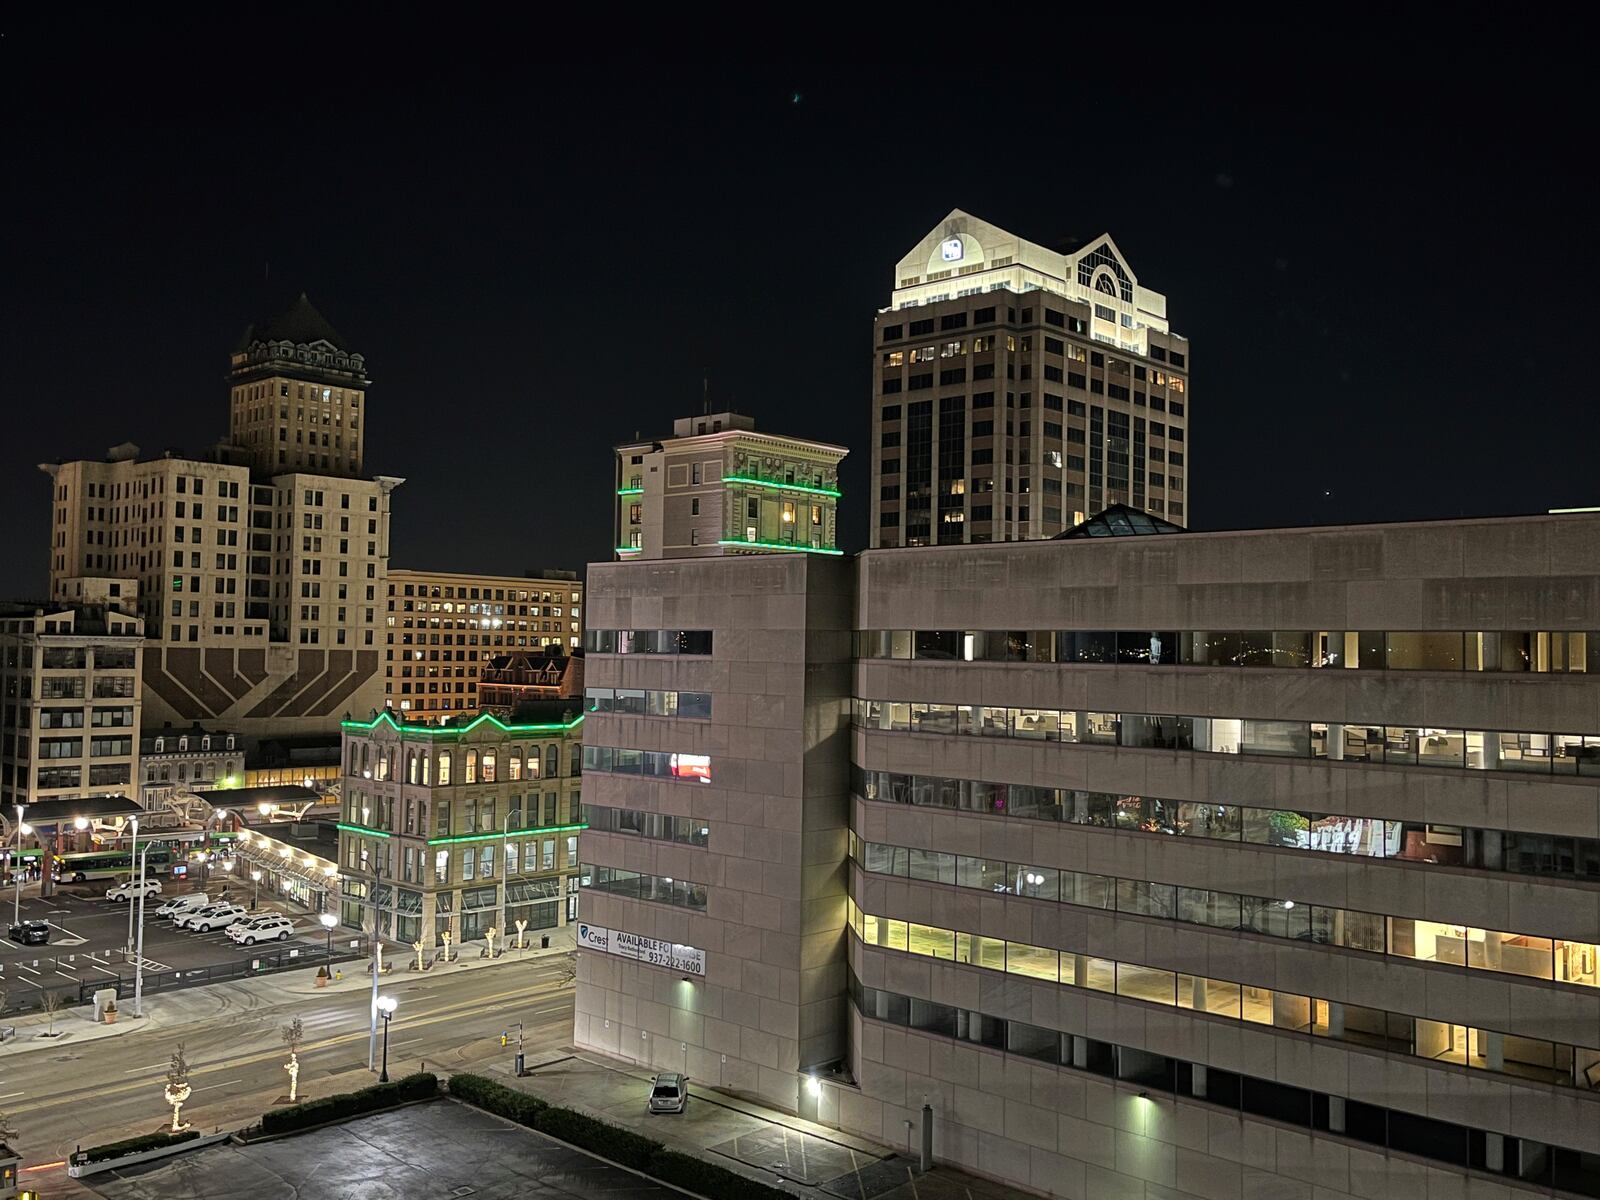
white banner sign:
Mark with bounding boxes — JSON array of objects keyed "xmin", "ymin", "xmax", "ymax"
[{"xmin": 577, "ymin": 922, "xmax": 704, "ymax": 975}]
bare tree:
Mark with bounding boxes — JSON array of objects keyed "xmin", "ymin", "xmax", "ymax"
[
  {"xmin": 40, "ymin": 990, "xmax": 65, "ymax": 1036},
  {"xmin": 164, "ymin": 1042, "xmax": 192, "ymax": 1132},
  {"xmin": 281, "ymin": 1016, "xmax": 304, "ymax": 1102}
]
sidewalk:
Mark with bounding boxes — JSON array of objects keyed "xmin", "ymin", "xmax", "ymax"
[
  {"xmin": 482, "ymin": 1049, "xmax": 1036, "ymax": 1200},
  {"xmin": 0, "ymin": 926, "xmax": 575, "ymax": 1059}
]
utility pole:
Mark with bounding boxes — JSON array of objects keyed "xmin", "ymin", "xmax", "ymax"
[
  {"xmin": 125, "ymin": 815, "xmax": 139, "ymax": 955},
  {"xmin": 11, "ymin": 803, "xmax": 24, "ymax": 927},
  {"xmin": 133, "ymin": 840, "xmax": 152, "ymax": 1016}
]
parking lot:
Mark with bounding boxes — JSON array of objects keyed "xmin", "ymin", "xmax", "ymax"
[{"xmin": 0, "ymin": 878, "xmax": 348, "ymax": 1010}]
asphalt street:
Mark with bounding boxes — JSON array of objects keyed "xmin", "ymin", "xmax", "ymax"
[
  {"xmin": 1, "ymin": 881, "xmax": 342, "ymax": 1008},
  {"xmin": 1, "ymin": 953, "xmax": 575, "ymax": 1192}
]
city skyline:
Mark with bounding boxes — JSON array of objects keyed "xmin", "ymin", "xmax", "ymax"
[{"xmin": 5, "ymin": 52, "xmax": 1597, "ymax": 600}]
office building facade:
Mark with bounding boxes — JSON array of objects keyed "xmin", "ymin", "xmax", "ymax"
[
  {"xmin": 41, "ymin": 296, "xmax": 402, "ymax": 736},
  {"xmin": 614, "ymin": 411, "xmax": 846, "ymax": 560},
  {"xmin": 1, "ymin": 603, "xmax": 144, "ymax": 816},
  {"xmin": 871, "ymin": 211, "xmax": 1189, "ymax": 548},
  {"xmin": 575, "ymin": 553, "xmax": 854, "ymax": 1112},
  {"xmin": 383, "ymin": 569, "xmax": 582, "ymax": 720},
  {"xmin": 337, "ymin": 703, "xmax": 585, "ymax": 945},
  {"xmin": 577, "ymin": 510, "xmax": 1600, "ymax": 1199}
]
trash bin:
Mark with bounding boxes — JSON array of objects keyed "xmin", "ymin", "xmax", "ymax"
[
  {"xmin": 540, "ymin": 934, "xmax": 549, "ymax": 949},
  {"xmin": 515, "ymin": 1052, "xmax": 525, "ymax": 1076}
]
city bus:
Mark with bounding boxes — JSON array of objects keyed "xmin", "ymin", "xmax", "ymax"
[{"xmin": 54, "ymin": 847, "xmax": 176, "ymax": 882}]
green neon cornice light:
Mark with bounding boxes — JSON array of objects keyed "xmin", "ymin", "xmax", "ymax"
[
  {"xmin": 717, "ymin": 539, "xmax": 844, "ymax": 556},
  {"xmin": 337, "ymin": 822, "xmax": 391, "ymax": 839},
  {"xmin": 340, "ymin": 710, "xmax": 585, "ymax": 736},
  {"xmin": 426, "ymin": 822, "xmax": 588, "ymax": 846},
  {"xmin": 615, "ymin": 546, "xmax": 642, "ymax": 554},
  {"xmin": 722, "ymin": 475, "xmax": 841, "ymax": 498},
  {"xmin": 616, "ymin": 487, "xmax": 644, "ymax": 496}
]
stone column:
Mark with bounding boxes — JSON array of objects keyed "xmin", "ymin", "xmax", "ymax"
[{"xmin": 1327, "ymin": 724, "xmax": 1345, "ymax": 761}]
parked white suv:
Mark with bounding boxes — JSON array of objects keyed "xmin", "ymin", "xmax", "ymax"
[
  {"xmin": 157, "ymin": 893, "xmax": 210, "ymax": 920},
  {"xmin": 177, "ymin": 902, "xmax": 248, "ymax": 932},
  {"xmin": 106, "ymin": 877, "xmax": 162, "ymax": 903},
  {"xmin": 228, "ymin": 915, "xmax": 295, "ymax": 944}
]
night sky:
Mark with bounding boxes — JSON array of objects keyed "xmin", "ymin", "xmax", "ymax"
[{"xmin": 4, "ymin": 39, "xmax": 1594, "ymax": 598}]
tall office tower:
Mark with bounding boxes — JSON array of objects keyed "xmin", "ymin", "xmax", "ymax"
[
  {"xmin": 614, "ymin": 411, "xmax": 846, "ymax": 560},
  {"xmin": 575, "ymin": 553, "xmax": 855, "ymax": 1114},
  {"xmin": 228, "ymin": 293, "xmax": 369, "ymax": 478},
  {"xmin": 575, "ymin": 509, "xmax": 1600, "ymax": 1199},
  {"xmin": 383, "ymin": 569, "xmax": 583, "ymax": 721},
  {"xmin": 1, "ymin": 602, "xmax": 144, "ymax": 814},
  {"xmin": 871, "ymin": 210, "xmax": 1189, "ymax": 548},
  {"xmin": 41, "ymin": 297, "xmax": 403, "ymax": 737}
]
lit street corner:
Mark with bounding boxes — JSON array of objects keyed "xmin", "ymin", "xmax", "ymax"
[{"xmin": 0, "ymin": 953, "xmax": 576, "ymax": 1194}]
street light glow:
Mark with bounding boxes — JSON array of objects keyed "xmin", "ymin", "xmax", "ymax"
[
  {"xmin": 74, "ymin": 816, "xmax": 89, "ymax": 830},
  {"xmin": 320, "ymin": 912, "xmax": 338, "ymax": 929},
  {"xmin": 377, "ymin": 994, "xmax": 397, "ymax": 1015}
]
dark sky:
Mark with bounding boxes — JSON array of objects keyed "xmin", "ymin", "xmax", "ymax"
[{"xmin": 4, "ymin": 35, "xmax": 1594, "ymax": 598}]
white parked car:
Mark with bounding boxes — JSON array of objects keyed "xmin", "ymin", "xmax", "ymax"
[
  {"xmin": 106, "ymin": 877, "xmax": 163, "ymax": 903},
  {"xmin": 177, "ymin": 903, "xmax": 248, "ymax": 932},
  {"xmin": 156, "ymin": 893, "xmax": 211, "ymax": 920},
  {"xmin": 228, "ymin": 915, "xmax": 295, "ymax": 945},
  {"xmin": 648, "ymin": 1072, "xmax": 688, "ymax": 1114}
]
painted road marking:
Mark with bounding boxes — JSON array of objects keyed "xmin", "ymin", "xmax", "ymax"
[
  {"xmin": 192, "ymin": 1078, "xmax": 242, "ymax": 1092},
  {"xmin": 123, "ymin": 1062, "xmax": 170, "ymax": 1073}
]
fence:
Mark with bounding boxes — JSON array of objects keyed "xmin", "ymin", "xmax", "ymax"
[{"xmin": 76, "ymin": 948, "xmax": 367, "ymax": 1004}]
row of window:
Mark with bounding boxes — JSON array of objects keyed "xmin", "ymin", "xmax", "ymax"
[
  {"xmin": 33, "ymin": 648, "xmax": 137, "ymax": 671},
  {"xmin": 857, "ymin": 628, "xmax": 1600, "ymax": 674},
  {"xmin": 346, "ymin": 835, "xmax": 575, "ymax": 884},
  {"xmin": 851, "ymin": 834, "xmax": 1600, "ymax": 989},
  {"xmin": 33, "ymin": 706, "xmax": 134, "ymax": 730},
  {"xmin": 846, "ymin": 902, "xmax": 1600, "ymax": 1088},
  {"xmin": 583, "ymin": 688, "xmax": 711, "ymax": 719},
  {"xmin": 880, "ymin": 309, "xmax": 1187, "ymax": 372},
  {"xmin": 582, "ymin": 804, "xmax": 709, "ymax": 847},
  {"xmin": 854, "ymin": 700, "xmax": 1600, "ymax": 777},
  {"xmin": 853, "ymin": 765, "xmax": 1600, "ymax": 883},
  {"xmin": 29, "ymin": 764, "xmax": 130, "ymax": 789},
  {"xmin": 581, "ymin": 746, "xmax": 711, "ymax": 784},
  {"xmin": 583, "ymin": 629, "xmax": 713, "ymax": 656},
  {"xmin": 582, "ymin": 865, "xmax": 709, "ymax": 911},
  {"xmin": 847, "ymin": 970, "xmax": 1600, "ymax": 1194},
  {"xmin": 392, "ymin": 584, "xmax": 580, "ymax": 603},
  {"xmin": 345, "ymin": 789, "xmax": 574, "ymax": 839},
  {"xmin": 348, "ymin": 741, "xmax": 575, "ymax": 785}
]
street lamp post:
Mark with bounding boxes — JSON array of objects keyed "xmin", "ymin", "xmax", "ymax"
[
  {"xmin": 320, "ymin": 911, "xmax": 337, "ymax": 959},
  {"xmin": 125, "ymin": 815, "xmax": 139, "ymax": 955},
  {"xmin": 376, "ymin": 995, "xmax": 397, "ymax": 1082},
  {"xmin": 250, "ymin": 868, "xmax": 262, "ymax": 911},
  {"xmin": 495, "ymin": 807, "xmax": 520, "ymax": 959},
  {"xmin": 134, "ymin": 839, "xmax": 152, "ymax": 1017},
  {"xmin": 11, "ymin": 805, "xmax": 27, "ymax": 926}
]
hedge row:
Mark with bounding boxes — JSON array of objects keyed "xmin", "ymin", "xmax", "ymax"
[
  {"xmin": 80, "ymin": 1128, "xmax": 200, "ymax": 1164},
  {"xmin": 448, "ymin": 1073, "xmax": 791, "ymax": 1200},
  {"xmin": 259, "ymin": 1071, "xmax": 438, "ymax": 1136}
]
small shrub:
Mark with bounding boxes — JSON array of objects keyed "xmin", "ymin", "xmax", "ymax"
[
  {"xmin": 259, "ymin": 1072, "xmax": 438, "ymax": 1135},
  {"xmin": 81, "ymin": 1129, "xmax": 200, "ymax": 1163}
]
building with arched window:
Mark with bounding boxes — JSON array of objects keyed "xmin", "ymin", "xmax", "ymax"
[{"xmin": 337, "ymin": 702, "xmax": 585, "ymax": 946}]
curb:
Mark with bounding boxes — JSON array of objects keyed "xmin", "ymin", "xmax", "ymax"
[
  {"xmin": 67, "ymin": 1129, "xmax": 232, "ymax": 1178},
  {"xmin": 231, "ymin": 1094, "xmax": 443, "ymax": 1145}
]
